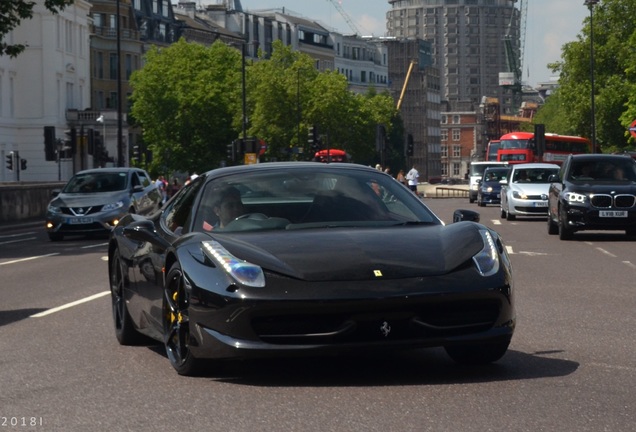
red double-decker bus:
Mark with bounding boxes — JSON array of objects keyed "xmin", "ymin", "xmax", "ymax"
[{"xmin": 497, "ymin": 132, "xmax": 592, "ymax": 165}]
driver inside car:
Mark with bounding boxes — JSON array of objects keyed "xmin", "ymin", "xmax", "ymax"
[{"xmin": 202, "ymin": 186, "xmax": 246, "ymax": 230}]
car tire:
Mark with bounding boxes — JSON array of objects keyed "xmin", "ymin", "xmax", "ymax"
[
  {"xmin": 163, "ymin": 262, "xmax": 203, "ymax": 376},
  {"xmin": 48, "ymin": 232, "xmax": 63, "ymax": 241},
  {"xmin": 110, "ymin": 248, "xmax": 145, "ymax": 345},
  {"xmin": 558, "ymin": 207, "xmax": 573, "ymax": 240},
  {"xmin": 469, "ymin": 196, "xmax": 475, "ymax": 204},
  {"xmin": 445, "ymin": 339, "xmax": 510, "ymax": 365},
  {"xmin": 500, "ymin": 207, "xmax": 506, "ymax": 219},
  {"xmin": 506, "ymin": 211, "xmax": 516, "ymax": 221},
  {"xmin": 547, "ymin": 211, "xmax": 558, "ymax": 235}
]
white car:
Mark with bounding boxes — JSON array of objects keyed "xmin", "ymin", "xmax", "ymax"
[{"xmin": 500, "ymin": 163, "xmax": 560, "ymax": 221}]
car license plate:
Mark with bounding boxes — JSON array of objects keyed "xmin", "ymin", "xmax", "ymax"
[
  {"xmin": 67, "ymin": 217, "xmax": 94, "ymax": 224},
  {"xmin": 533, "ymin": 202, "xmax": 548, "ymax": 207},
  {"xmin": 599, "ymin": 210, "xmax": 627, "ymax": 218}
]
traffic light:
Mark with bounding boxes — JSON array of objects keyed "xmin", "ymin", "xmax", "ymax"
[
  {"xmin": 226, "ymin": 141, "xmax": 236, "ymax": 161},
  {"xmin": 44, "ymin": 126, "xmax": 56, "ymax": 161},
  {"xmin": 132, "ymin": 145, "xmax": 140, "ymax": 160},
  {"xmin": 87, "ymin": 129, "xmax": 95, "ymax": 155},
  {"xmin": 5, "ymin": 152, "xmax": 14, "ymax": 171},
  {"xmin": 308, "ymin": 125, "xmax": 320, "ymax": 151},
  {"xmin": 407, "ymin": 134, "xmax": 414, "ymax": 156},
  {"xmin": 64, "ymin": 128, "xmax": 77, "ymax": 155},
  {"xmin": 20, "ymin": 158, "xmax": 27, "ymax": 170}
]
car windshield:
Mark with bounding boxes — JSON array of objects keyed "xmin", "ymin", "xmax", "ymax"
[
  {"xmin": 63, "ymin": 172, "xmax": 128, "ymax": 193},
  {"xmin": 483, "ymin": 168, "xmax": 509, "ymax": 182},
  {"xmin": 569, "ymin": 159, "xmax": 636, "ymax": 182},
  {"xmin": 512, "ymin": 168, "xmax": 559, "ymax": 184},
  {"xmin": 190, "ymin": 167, "xmax": 440, "ymax": 233}
]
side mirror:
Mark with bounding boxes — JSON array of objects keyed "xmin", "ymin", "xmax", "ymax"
[
  {"xmin": 132, "ymin": 184, "xmax": 144, "ymax": 192},
  {"xmin": 452, "ymin": 209, "xmax": 480, "ymax": 223},
  {"xmin": 51, "ymin": 189, "xmax": 61, "ymax": 198},
  {"xmin": 548, "ymin": 174, "xmax": 559, "ymax": 182}
]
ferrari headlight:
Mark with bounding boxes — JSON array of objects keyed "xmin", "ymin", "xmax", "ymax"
[
  {"xmin": 102, "ymin": 200, "xmax": 125, "ymax": 212},
  {"xmin": 472, "ymin": 230, "xmax": 499, "ymax": 277},
  {"xmin": 512, "ymin": 190, "xmax": 527, "ymax": 199},
  {"xmin": 201, "ymin": 240, "xmax": 265, "ymax": 288},
  {"xmin": 564, "ymin": 191, "xmax": 587, "ymax": 204}
]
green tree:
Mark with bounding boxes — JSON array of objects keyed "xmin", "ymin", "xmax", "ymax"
[
  {"xmin": 129, "ymin": 39, "xmax": 242, "ymax": 174},
  {"xmin": 1, "ymin": 0, "xmax": 73, "ymax": 57},
  {"xmin": 546, "ymin": 0, "xmax": 636, "ymax": 151}
]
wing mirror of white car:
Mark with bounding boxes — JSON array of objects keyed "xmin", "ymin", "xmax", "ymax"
[{"xmin": 547, "ymin": 174, "xmax": 559, "ymax": 182}]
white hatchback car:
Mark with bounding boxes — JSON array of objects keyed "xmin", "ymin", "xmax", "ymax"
[{"xmin": 500, "ymin": 163, "xmax": 560, "ymax": 221}]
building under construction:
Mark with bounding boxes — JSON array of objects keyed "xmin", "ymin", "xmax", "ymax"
[{"xmin": 386, "ymin": 38, "xmax": 441, "ymax": 181}]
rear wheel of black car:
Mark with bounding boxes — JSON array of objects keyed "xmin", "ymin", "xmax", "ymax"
[
  {"xmin": 558, "ymin": 207, "xmax": 573, "ymax": 240},
  {"xmin": 547, "ymin": 211, "xmax": 558, "ymax": 235},
  {"xmin": 445, "ymin": 339, "xmax": 510, "ymax": 365},
  {"xmin": 110, "ymin": 248, "xmax": 144, "ymax": 345},
  {"xmin": 163, "ymin": 262, "xmax": 203, "ymax": 376}
]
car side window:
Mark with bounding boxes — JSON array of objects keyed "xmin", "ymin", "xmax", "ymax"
[
  {"xmin": 138, "ymin": 171, "xmax": 151, "ymax": 188},
  {"xmin": 162, "ymin": 178, "xmax": 205, "ymax": 235}
]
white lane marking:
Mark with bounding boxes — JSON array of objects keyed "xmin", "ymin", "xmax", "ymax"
[
  {"xmin": 0, "ymin": 231, "xmax": 37, "ymax": 239},
  {"xmin": 491, "ymin": 219, "xmax": 502, "ymax": 225},
  {"xmin": 30, "ymin": 291, "xmax": 110, "ymax": 318},
  {"xmin": 0, "ymin": 253, "xmax": 60, "ymax": 266},
  {"xmin": 0, "ymin": 237, "xmax": 37, "ymax": 246},
  {"xmin": 517, "ymin": 251, "xmax": 549, "ymax": 256},
  {"xmin": 622, "ymin": 261, "xmax": 636, "ymax": 270},
  {"xmin": 506, "ymin": 246, "xmax": 514, "ymax": 255},
  {"xmin": 81, "ymin": 242, "xmax": 108, "ymax": 249},
  {"xmin": 596, "ymin": 247, "xmax": 617, "ymax": 258}
]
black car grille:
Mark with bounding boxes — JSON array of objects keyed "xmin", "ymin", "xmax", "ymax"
[
  {"xmin": 514, "ymin": 206, "xmax": 547, "ymax": 214},
  {"xmin": 61, "ymin": 206, "xmax": 104, "ymax": 216},
  {"xmin": 590, "ymin": 194, "xmax": 636, "ymax": 209},
  {"xmin": 251, "ymin": 300, "xmax": 501, "ymax": 345}
]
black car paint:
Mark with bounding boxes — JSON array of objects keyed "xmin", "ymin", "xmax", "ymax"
[{"xmin": 109, "ymin": 163, "xmax": 515, "ymax": 371}]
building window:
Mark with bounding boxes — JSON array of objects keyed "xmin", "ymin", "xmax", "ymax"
[
  {"xmin": 109, "ymin": 53, "xmax": 117, "ymax": 80},
  {"xmin": 452, "ymin": 129, "xmax": 461, "ymax": 141},
  {"xmin": 441, "ymin": 145, "xmax": 448, "ymax": 157},
  {"xmin": 441, "ymin": 129, "xmax": 448, "ymax": 141},
  {"xmin": 453, "ymin": 163, "xmax": 461, "ymax": 176},
  {"xmin": 453, "ymin": 145, "xmax": 461, "ymax": 157},
  {"xmin": 441, "ymin": 115, "xmax": 447, "ymax": 124},
  {"xmin": 452, "ymin": 115, "xmax": 460, "ymax": 124},
  {"xmin": 125, "ymin": 54, "xmax": 133, "ymax": 80}
]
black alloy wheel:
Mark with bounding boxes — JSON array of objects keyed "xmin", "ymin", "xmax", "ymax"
[
  {"xmin": 163, "ymin": 262, "xmax": 202, "ymax": 376},
  {"xmin": 558, "ymin": 206, "xmax": 573, "ymax": 240},
  {"xmin": 110, "ymin": 249, "xmax": 144, "ymax": 345},
  {"xmin": 547, "ymin": 209, "xmax": 558, "ymax": 235}
]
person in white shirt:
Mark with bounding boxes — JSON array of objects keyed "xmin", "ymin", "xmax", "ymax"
[{"xmin": 406, "ymin": 165, "xmax": 419, "ymax": 193}]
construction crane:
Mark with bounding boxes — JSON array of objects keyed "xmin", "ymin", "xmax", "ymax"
[
  {"xmin": 397, "ymin": 59, "xmax": 418, "ymax": 110},
  {"xmin": 499, "ymin": 0, "xmax": 526, "ymax": 113},
  {"xmin": 326, "ymin": 0, "xmax": 362, "ymax": 36}
]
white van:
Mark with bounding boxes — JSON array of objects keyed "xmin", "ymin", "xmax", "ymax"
[{"xmin": 468, "ymin": 161, "xmax": 508, "ymax": 203}]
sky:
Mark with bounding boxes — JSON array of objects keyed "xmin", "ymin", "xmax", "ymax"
[{"xmin": 198, "ymin": 0, "xmax": 590, "ymax": 87}]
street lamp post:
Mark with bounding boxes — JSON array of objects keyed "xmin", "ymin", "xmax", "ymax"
[{"xmin": 585, "ymin": 0, "xmax": 599, "ymax": 153}]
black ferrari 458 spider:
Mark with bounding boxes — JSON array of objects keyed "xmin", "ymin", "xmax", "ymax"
[{"xmin": 108, "ymin": 162, "xmax": 515, "ymax": 375}]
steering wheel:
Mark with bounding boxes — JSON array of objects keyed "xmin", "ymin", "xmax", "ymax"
[{"xmin": 234, "ymin": 213, "xmax": 268, "ymax": 221}]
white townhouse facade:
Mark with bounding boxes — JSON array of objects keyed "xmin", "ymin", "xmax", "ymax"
[{"xmin": 0, "ymin": 0, "xmax": 93, "ymax": 182}]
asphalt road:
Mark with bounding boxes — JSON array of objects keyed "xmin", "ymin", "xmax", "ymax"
[{"xmin": 1, "ymin": 201, "xmax": 634, "ymax": 432}]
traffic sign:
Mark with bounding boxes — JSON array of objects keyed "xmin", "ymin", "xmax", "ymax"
[{"xmin": 629, "ymin": 119, "xmax": 636, "ymax": 139}]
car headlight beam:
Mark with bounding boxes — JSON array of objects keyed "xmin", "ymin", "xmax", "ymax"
[
  {"xmin": 473, "ymin": 230, "xmax": 500, "ymax": 277},
  {"xmin": 201, "ymin": 240, "xmax": 265, "ymax": 288}
]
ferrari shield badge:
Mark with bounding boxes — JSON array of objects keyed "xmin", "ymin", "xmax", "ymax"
[{"xmin": 374, "ymin": 270, "xmax": 383, "ymax": 277}]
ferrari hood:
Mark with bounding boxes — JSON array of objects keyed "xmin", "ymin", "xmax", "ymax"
[{"xmin": 213, "ymin": 222, "xmax": 485, "ymax": 282}]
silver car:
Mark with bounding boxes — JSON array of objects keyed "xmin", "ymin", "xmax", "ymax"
[
  {"xmin": 500, "ymin": 163, "xmax": 560, "ymax": 221},
  {"xmin": 45, "ymin": 168, "xmax": 162, "ymax": 241}
]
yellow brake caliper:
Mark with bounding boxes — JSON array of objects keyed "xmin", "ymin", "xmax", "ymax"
[{"xmin": 169, "ymin": 291, "xmax": 183, "ymax": 325}]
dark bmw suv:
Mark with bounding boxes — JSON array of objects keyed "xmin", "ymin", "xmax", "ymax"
[{"xmin": 547, "ymin": 154, "xmax": 636, "ymax": 240}]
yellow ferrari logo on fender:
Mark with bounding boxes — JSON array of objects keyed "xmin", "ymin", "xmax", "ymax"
[{"xmin": 374, "ymin": 270, "xmax": 383, "ymax": 277}]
